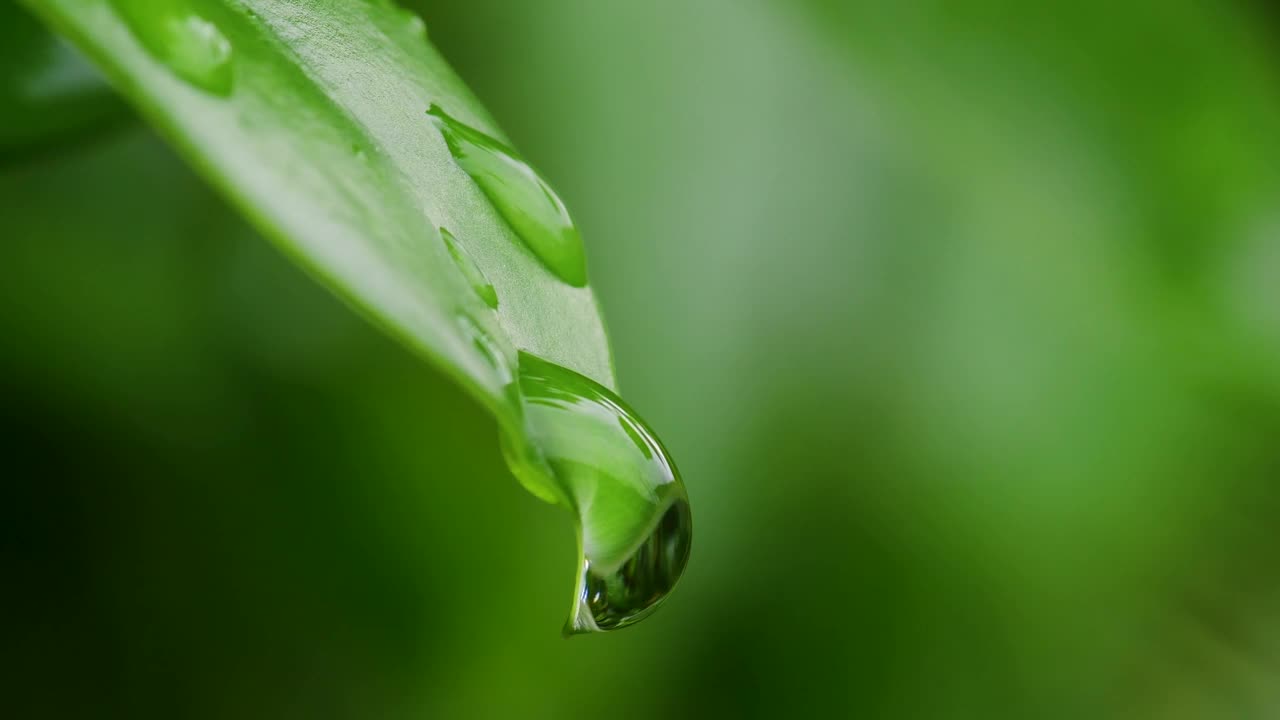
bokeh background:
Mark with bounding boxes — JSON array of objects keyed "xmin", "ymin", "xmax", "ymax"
[{"xmin": 5, "ymin": 0, "xmax": 1280, "ymax": 717}]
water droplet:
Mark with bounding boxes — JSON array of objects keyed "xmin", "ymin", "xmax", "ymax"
[
  {"xmin": 110, "ymin": 0, "xmax": 233, "ymax": 95},
  {"xmin": 441, "ymin": 228, "xmax": 499, "ymax": 309},
  {"xmin": 399, "ymin": 8, "xmax": 427, "ymax": 38},
  {"xmin": 580, "ymin": 500, "xmax": 691, "ymax": 632},
  {"xmin": 427, "ymin": 105, "xmax": 588, "ymax": 287},
  {"xmin": 377, "ymin": 0, "xmax": 427, "ymax": 37},
  {"xmin": 455, "ymin": 313, "xmax": 513, "ymax": 388},
  {"xmin": 506, "ymin": 352, "xmax": 692, "ymax": 633}
]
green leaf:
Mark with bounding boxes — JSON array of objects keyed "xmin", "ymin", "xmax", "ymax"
[
  {"xmin": 21, "ymin": 0, "xmax": 614, "ymax": 431},
  {"xmin": 21, "ymin": 0, "xmax": 692, "ymax": 633},
  {"xmin": 1, "ymin": 2, "xmax": 125, "ymax": 154}
]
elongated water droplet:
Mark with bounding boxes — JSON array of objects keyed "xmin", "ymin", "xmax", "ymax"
[
  {"xmin": 505, "ymin": 352, "xmax": 692, "ymax": 634},
  {"xmin": 110, "ymin": 0, "xmax": 233, "ymax": 95},
  {"xmin": 441, "ymin": 228, "xmax": 499, "ymax": 309},
  {"xmin": 427, "ymin": 105, "xmax": 588, "ymax": 287}
]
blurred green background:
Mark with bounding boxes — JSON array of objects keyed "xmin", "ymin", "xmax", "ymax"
[{"xmin": 4, "ymin": 0, "xmax": 1280, "ymax": 717}]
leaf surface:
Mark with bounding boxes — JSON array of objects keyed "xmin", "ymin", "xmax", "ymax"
[{"xmin": 22, "ymin": 0, "xmax": 615, "ymax": 439}]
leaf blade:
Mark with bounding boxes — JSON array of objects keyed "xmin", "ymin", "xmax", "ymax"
[{"xmin": 22, "ymin": 0, "xmax": 615, "ymax": 434}]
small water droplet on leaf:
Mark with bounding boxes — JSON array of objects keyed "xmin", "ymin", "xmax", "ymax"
[
  {"xmin": 441, "ymin": 227, "xmax": 499, "ymax": 309},
  {"xmin": 400, "ymin": 8, "xmax": 427, "ymax": 38},
  {"xmin": 427, "ymin": 105, "xmax": 588, "ymax": 287},
  {"xmin": 455, "ymin": 313, "xmax": 513, "ymax": 387},
  {"xmin": 110, "ymin": 0, "xmax": 233, "ymax": 95}
]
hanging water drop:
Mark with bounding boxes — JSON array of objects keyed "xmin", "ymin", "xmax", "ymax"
[
  {"xmin": 580, "ymin": 500, "xmax": 691, "ymax": 632},
  {"xmin": 427, "ymin": 105, "xmax": 588, "ymax": 287},
  {"xmin": 441, "ymin": 228, "xmax": 499, "ymax": 309},
  {"xmin": 110, "ymin": 0, "xmax": 233, "ymax": 95},
  {"xmin": 504, "ymin": 352, "xmax": 692, "ymax": 634}
]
